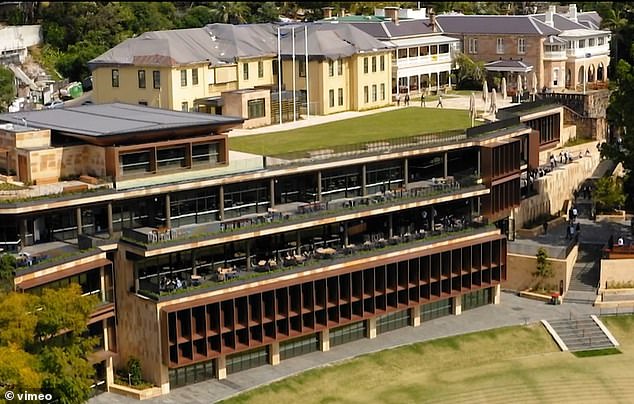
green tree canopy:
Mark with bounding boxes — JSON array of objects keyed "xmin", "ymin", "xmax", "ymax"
[
  {"xmin": 0, "ymin": 284, "xmax": 98, "ymax": 402},
  {"xmin": 593, "ymin": 176, "xmax": 626, "ymax": 212},
  {"xmin": 0, "ymin": 66, "xmax": 15, "ymax": 113}
]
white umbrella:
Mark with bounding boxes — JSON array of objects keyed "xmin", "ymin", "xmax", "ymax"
[
  {"xmin": 491, "ymin": 88, "xmax": 498, "ymax": 114},
  {"xmin": 501, "ymin": 77, "xmax": 507, "ymax": 100},
  {"xmin": 517, "ymin": 74, "xmax": 522, "ymax": 100},
  {"xmin": 532, "ymin": 71, "xmax": 538, "ymax": 94},
  {"xmin": 470, "ymin": 92, "xmax": 476, "ymax": 126},
  {"xmin": 482, "ymin": 80, "xmax": 488, "ymax": 103}
]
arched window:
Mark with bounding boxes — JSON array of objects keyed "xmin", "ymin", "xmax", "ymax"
[
  {"xmin": 578, "ymin": 66, "xmax": 584, "ymax": 85},
  {"xmin": 566, "ymin": 68, "xmax": 572, "ymax": 87},
  {"xmin": 597, "ymin": 63, "xmax": 604, "ymax": 81}
]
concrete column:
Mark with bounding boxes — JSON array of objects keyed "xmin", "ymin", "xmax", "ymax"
[
  {"xmin": 453, "ymin": 295, "xmax": 462, "ymax": 316},
  {"xmin": 404, "ymin": 159, "xmax": 409, "ymax": 186},
  {"xmin": 18, "ymin": 218, "xmax": 26, "ymax": 247},
  {"xmin": 219, "ymin": 185, "xmax": 225, "ymax": 221},
  {"xmin": 366, "ymin": 317, "xmax": 377, "ymax": 339},
  {"xmin": 76, "ymin": 208, "xmax": 83, "ymax": 235},
  {"xmin": 270, "ymin": 178, "xmax": 276, "ymax": 207},
  {"xmin": 107, "ymin": 202, "xmax": 113, "ymax": 237},
  {"xmin": 319, "ymin": 329, "xmax": 330, "ymax": 352},
  {"xmin": 165, "ymin": 194, "xmax": 171, "ymax": 228},
  {"xmin": 493, "ymin": 284, "xmax": 501, "ymax": 305},
  {"xmin": 316, "ymin": 171, "xmax": 322, "ymax": 202},
  {"xmin": 296, "ymin": 230, "xmax": 301, "ymax": 254},
  {"xmin": 448, "ymin": 70, "xmax": 451, "ymax": 88},
  {"xmin": 269, "ymin": 341, "xmax": 280, "ymax": 365},
  {"xmin": 100, "ymin": 267, "xmax": 106, "ymax": 303},
  {"xmin": 477, "ymin": 149, "xmax": 481, "ymax": 177},
  {"xmin": 361, "ymin": 164, "xmax": 367, "ymax": 196},
  {"xmin": 343, "ymin": 222, "xmax": 349, "ymax": 246},
  {"xmin": 388, "ymin": 214, "xmax": 393, "ymax": 238},
  {"xmin": 105, "ymin": 357, "xmax": 114, "ymax": 393},
  {"xmin": 215, "ymin": 355, "xmax": 227, "ymax": 380},
  {"xmin": 443, "ymin": 152, "xmax": 448, "ymax": 178},
  {"xmin": 410, "ymin": 306, "xmax": 421, "ymax": 327},
  {"xmin": 245, "ymin": 241, "xmax": 251, "ymax": 271}
]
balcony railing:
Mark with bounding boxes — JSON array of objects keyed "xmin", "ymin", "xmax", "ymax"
[
  {"xmin": 122, "ymin": 175, "xmax": 483, "ymax": 249},
  {"xmin": 543, "ymin": 50, "xmax": 566, "ymax": 60},
  {"xmin": 137, "ymin": 222, "xmax": 496, "ymax": 301}
]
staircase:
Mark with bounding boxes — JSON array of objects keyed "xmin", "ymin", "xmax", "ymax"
[
  {"xmin": 564, "ymin": 244, "xmax": 599, "ymax": 305},
  {"xmin": 545, "ymin": 316, "xmax": 616, "ymax": 352}
]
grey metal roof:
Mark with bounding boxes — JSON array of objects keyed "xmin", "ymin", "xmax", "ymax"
[
  {"xmin": 346, "ymin": 19, "xmax": 436, "ymax": 39},
  {"xmin": 0, "ymin": 103, "xmax": 244, "ymax": 137},
  {"xmin": 577, "ymin": 12, "xmax": 602, "ymax": 30},
  {"xmin": 436, "ymin": 15, "xmax": 560, "ymax": 35},
  {"xmin": 532, "ymin": 13, "xmax": 589, "ymax": 31},
  {"xmin": 89, "ymin": 22, "xmax": 388, "ymax": 69},
  {"xmin": 277, "ymin": 23, "xmax": 392, "ymax": 59},
  {"xmin": 484, "ymin": 59, "xmax": 533, "ymax": 72}
]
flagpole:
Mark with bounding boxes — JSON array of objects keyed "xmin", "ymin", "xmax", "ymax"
[
  {"xmin": 292, "ymin": 26, "xmax": 296, "ymax": 122},
  {"xmin": 277, "ymin": 26, "xmax": 282, "ymax": 125},
  {"xmin": 305, "ymin": 25, "xmax": 309, "ymax": 119}
]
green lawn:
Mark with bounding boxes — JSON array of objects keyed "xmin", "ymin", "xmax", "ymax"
[
  {"xmin": 229, "ymin": 107, "xmax": 470, "ymax": 156},
  {"xmin": 223, "ymin": 316, "xmax": 634, "ymax": 404}
]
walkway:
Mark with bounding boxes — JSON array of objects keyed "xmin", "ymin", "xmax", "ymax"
[{"xmin": 90, "ymin": 292, "xmax": 598, "ymax": 404}]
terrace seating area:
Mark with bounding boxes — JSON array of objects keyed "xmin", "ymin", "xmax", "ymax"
[{"xmin": 137, "ymin": 210, "xmax": 485, "ymax": 299}]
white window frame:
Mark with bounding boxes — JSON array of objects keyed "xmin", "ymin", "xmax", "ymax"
[
  {"xmin": 517, "ymin": 37, "xmax": 526, "ymax": 54},
  {"xmin": 496, "ymin": 38, "xmax": 504, "ymax": 54},
  {"xmin": 468, "ymin": 38, "xmax": 478, "ymax": 54}
]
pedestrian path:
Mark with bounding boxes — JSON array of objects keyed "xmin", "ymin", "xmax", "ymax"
[
  {"xmin": 565, "ymin": 243, "xmax": 600, "ymax": 304},
  {"xmin": 90, "ymin": 292, "xmax": 598, "ymax": 404}
]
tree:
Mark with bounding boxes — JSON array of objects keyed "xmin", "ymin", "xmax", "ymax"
[
  {"xmin": 453, "ymin": 53, "xmax": 486, "ymax": 90},
  {"xmin": 593, "ymin": 176, "xmax": 626, "ymax": 212},
  {"xmin": 211, "ymin": 2, "xmax": 251, "ymax": 24},
  {"xmin": 0, "ymin": 284, "xmax": 98, "ymax": 402},
  {"xmin": 177, "ymin": 5, "xmax": 215, "ymax": 28},
  {"xmin": 0, "ymin": 67, "xmax": 15, "ymax": 113},
  {"xmin": 0, "ymin": 254, "xmax": 16, "ymax": 292},
  {"xmin": 533, "ymin": 247, "xmax": 553, "ymax": 290},
  {"xmin": 602, "ymin": 8, "xmax": 628, "ymax": 75}
]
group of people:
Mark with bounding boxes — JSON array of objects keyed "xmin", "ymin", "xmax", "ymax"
[
  {"xmin": 549, "ymin": 150, "xmax": 585, "ymax": 169},
  {"xmin": 160, "ymin": 276, "xmax": 184, "ymax": 291},
  {"xmin": 566, "ymin": 206, "xmax": 581, "ymax": 240},
  {"xmin": 396, "ymin": 92, "xmax": 443, "ymax": 108},
  {"xmin": 573, "ymin": 184, "xmax": 594, "ymax": 201}
]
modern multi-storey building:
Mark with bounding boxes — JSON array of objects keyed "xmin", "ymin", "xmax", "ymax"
[
  {"xmin": 436, "ymin": 3, "xmax": 610, "ymax": 92},
  {"xmin": 89, "ymin": 23, "xmax": 392, "ymax": 127},
  {"xmin": 0, "ymin": 99, "xmax": 571, "ymax": 395}
]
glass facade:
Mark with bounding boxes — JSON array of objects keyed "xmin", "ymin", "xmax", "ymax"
[
  {"xmin": 321, "ymin": 167, "xmax": 361, "ymax": 201},
  {"xmin": 421, "ymin": 298, "xmax": 453, "ymax": 321},
  {"xmin": 280, "ymin": 334, "xmax": 319, "ymax": 360},
  {"xmin": 366, "ymin": 161, "xmax": 403, "ymax": 195},
  {"xmin": 223, "ymin": 181, "xmax": 270, "ymax": 219},
  {"xmin": 226, "ymin": 347, "xmax": 268, "ymax": 374},
  {"xmin": 462, "ymin": 288, "xmax": 491, "ymax": 311},
  {"xmin": 169, "ymin": 360, "xmax": 214, "ymax": 389},
  {"xmin": 329, "ymin": 321, "xmax": 366, "ymax": 347},
  {"xmin": 377, "ymin": 310, "xmax": 410, "ymax": 334}
]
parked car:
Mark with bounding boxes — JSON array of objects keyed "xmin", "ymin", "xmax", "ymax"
[{"xmin": 45, "ymin": 100, "xmax": 65, "ymax": 109}]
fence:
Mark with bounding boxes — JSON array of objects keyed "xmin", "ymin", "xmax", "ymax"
[{"xmin": 598, "ymin": 305, "xmax": 634, "ymax": 316}]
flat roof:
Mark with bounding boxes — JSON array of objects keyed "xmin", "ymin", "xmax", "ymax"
[{"xmin": 0, "ymin": 103, "xmax": 244, "ymax": 138}]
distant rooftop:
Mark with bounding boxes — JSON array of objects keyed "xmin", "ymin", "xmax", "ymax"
[{"xmin": 0, "ymin": 103, "xmax": 244, "ymax": 144}]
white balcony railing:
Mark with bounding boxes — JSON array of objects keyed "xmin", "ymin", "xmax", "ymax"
[
  {"xmin": 395, "ymin": 53, "xmax": 452, "ymax": 69},
  {"xmin": 566, "ymin": 43, "xmax": 610, "ymax": 59},
  {"xmin": 543, "ymin": 50, "xmax": 567, "ymax": 60}
]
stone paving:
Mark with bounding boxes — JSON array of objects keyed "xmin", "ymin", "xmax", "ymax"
[{"xmin": 89, "ymin": 292, "xmax": 598, "ymax": 404}]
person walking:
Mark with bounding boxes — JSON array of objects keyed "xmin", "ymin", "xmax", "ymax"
[
  {"xmin": 396, "ymin": 93, "xmax": 400, "ymax": 107},
  {"xmin": 436, "ymin": 93, "xmax": 443, "ymax": 108},
  {"xmin": 405, "ymin": 94, "xmax": 410, "ymax": 106},
  {"xmin": 420, "ymin": 92, "xmax": 426, "ymax": 107}
]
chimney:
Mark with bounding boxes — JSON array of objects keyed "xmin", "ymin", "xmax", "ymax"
[
  {"xmin": 339, "ymin": 8, "xmax": 345, "ymax": 18},
  {"xmin": 384, "ymin": 6, "xmax": 399, "ymax": 25},
  {"xmin": 429, "ymin": 9, "xmax": 437, "ymax": 33},
  {"xmin": 545, "ymin": 5, "xmax": 555, "ymax": 27},
  {"xmin": 569, "ymin": 3, "xmax": 578, "ymax": 23},
  {"xmin": 322, "ymin": 7, "xmax": 334, "ymax": 19}
]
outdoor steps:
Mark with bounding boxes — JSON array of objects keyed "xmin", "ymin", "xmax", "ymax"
[
  {"xmin": 563, "ymin": 290, "xmax": 596, "ymax": 304},
  {"xmin": 546, "ymin": 318, "xmax": 615, "ymax": 351}
]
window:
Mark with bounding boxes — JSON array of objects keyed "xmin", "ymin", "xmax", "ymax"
[
  {"xmin": 299, "ymin": 60, "xmax": 306, "ymax": 77},
  {"xmin": 157, "ymin": 146, "xmax": 186, "ymax": 170},
  {"xmin": 181, "ymin": 101, "xmax": 188, "ymax": 112},
  {"xmin": 272, "ymin": 60, "xmax": 278, "ymax": 76},
  {"xmin": 380, "ymin": 83, "xmax": 385, "ymax": 100},
  {"xmin": 152, "ymin": 71, "xmax": 160, "ymax": 89},
  {"xmin": 180, "ymin": 70, "xmax": 187, "ymax": 86},
  {"xmin": 553, "ymin": 68, "xmax": 559, "ymax": 86},
  {"xmin": 598, "ymin": 37, "xmax": 605, "ymax": 46},
  {"xmin": 420, "ymin": 46, "xmax": 429, "ymax": 56},
  {"xmin": 439, "ymin": 44, "xmax": 449, "ymax": 54},
  {"xmin": 589, "ymin": 38, "xmax": 595, "ymax": 47},
  {"xmin": 192, "ymin": 68, "xmax": 199, "ymax": 85},
  {"xmin": 363, "ymin": 57, "xmax": 369, "ymax": 74},
  {"xmin": 430, "ymin": 45, "xmax": 438, "ymax": 55},
  {"xmin": 328, "ymin": 60, "xmax": 334, "ymax": 77},
  {"xmin": 111, "ymin": 69, "xmax": 119, "ymax": 87},
  {"xmin": 408, "ymin": 47, "xmax": 418, "ymax": 58},
  {"xmin": 258, "ymin": 61, "xmax": 264, "ymax": 78},
  {"xmin": 337, "ymin": 88, "xmax": 343, "ymax": 106},
  {"xmin": 243, "ymin": 63, "xmax": 249, "ymax": 80},
  {"xmin": 397, "ymin": 48, "xmax": 407, "ymax": 59},
  {"xmin": 468, "ymin": 38, "xmax": 478, "ymax": 54},
  {"xmin": 380, "ymin": 55, "xmax": 385, "ymax": 71},
  {"xmin": 247, "ymin": 98, "xmax": 265, "ymax": 118},
  {"xmin": 496, "ymin": 38, "xmax": 504, "ymax": 54},
  {"xmin": 329, "ymin": 89, "xmax": 335, "ymax": 107},
  {"xmin": 137, "ymin": 70, "xmax": 146, "ymax": 88},
  {"xmin": 372, "ymin": 84, "xmax": 377, "ymax": 102},
  {"xmin": 363, "ymin": 85, "xmax": 369, "ymax": 103},
  {"xmin": 578, "ymin": 39, "xmax": 586, "ymax": 48},
  {"xmin": 138, "ymin": 101, "xmax": 148, "ymax": 106},
  {"xmin": 518, "ymin": 37, "xmax": 526, "ymax": 54},
  {"xmin": 371, "ymin": 56, "xmax": 377, "ymax": 72},
  {"xmin": 337, "ymin": 59, "xmax": 343, "ymax": 75}
]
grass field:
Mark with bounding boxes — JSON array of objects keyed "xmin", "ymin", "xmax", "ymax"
[
  {"xmin": 229, "ymin": 107, "xmax": 470, "ymax": 156},
  {"xmin": 223, "ymin": 316, "xmax": 634, "ymax": 404}
]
